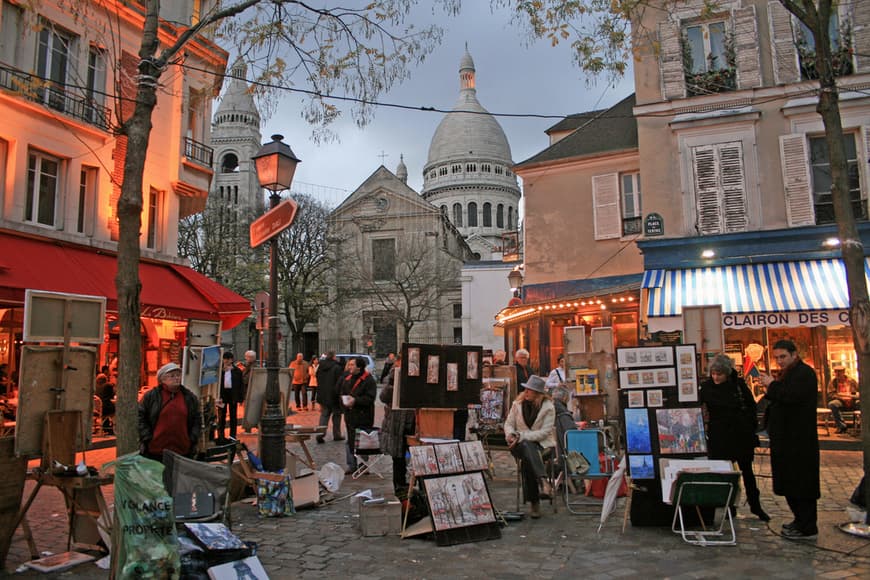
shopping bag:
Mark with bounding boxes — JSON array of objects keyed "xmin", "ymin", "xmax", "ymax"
[{"xmin": 355, "ymin": 428, "xmax": 380, "ymax": 450}]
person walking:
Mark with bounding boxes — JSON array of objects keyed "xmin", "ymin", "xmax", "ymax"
[
  {"xmin": 315, "ymin": 352, "xmax": 345, "ymax": 443},
  {"xmin": 380, "ymin": 352, "xmax": 396, "ymax": 384},
  {"xmin": 308, "ymin": 356, "xmax": 319, "ymax": 411},
  {"xmin": 289, "ymin": 353, "xmax": 310, "ymax": 412},
  {"xmin": 700, "ymin": 354, "xmax": 769, "ymax": 521},
  {"xmin": 138, "ymin": 363, "xmax": 201, "ymax": 462},
  {"xmin": 339, "ymin": 356, "xmax": 378, "ymax": 474},
  {"xmin": 759, "ymin": 339, "xmax": 820, "ymax": 539},
  {"xmin": 217, "ymin": 351, "xmax": 244, "ymax": 440}
]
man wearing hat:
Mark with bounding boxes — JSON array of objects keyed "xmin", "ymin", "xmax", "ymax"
[
  {"xmin": 504, "ymin": 375, "xmax": 556, "ymax": 518},
  {"xmin": 138, "ymin": 362, "xmax": 201, "ymax": 461},
  {"xmin": 218, "ymin": 351, "xmax": 245, "ymax": 440},
  {"xmin": 827, "ymin": 364, "xmax": 859, "ymax": 433}
]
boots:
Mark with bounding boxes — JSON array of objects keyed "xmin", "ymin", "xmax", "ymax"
[
  {"xmin": 529, "ymin": 501, "xmax": 541, "ymax": 519},
  {"xmin": 747, "ymin": 489, "xmax": 771, "ymax": 522}
]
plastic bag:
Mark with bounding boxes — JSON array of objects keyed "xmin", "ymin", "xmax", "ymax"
[
  {"xmin": 104, "ymin": 453, "xmax": 180, "ymax": 579},
  {"xmin": 255, "ymin": 473, "xmax": 295, "ymax": 517},
  {"xmin": 318, "ymin": 462, "xmax": 345, "ymax": 492}
]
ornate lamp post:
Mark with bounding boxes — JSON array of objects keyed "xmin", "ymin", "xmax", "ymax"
[
  {"xmin": 252, "ymin": 134, "xmax": 300, "ymax": 472},
  {"xmin": 508, "ymin": 268, "xmax": 523, "ymax": 299}
]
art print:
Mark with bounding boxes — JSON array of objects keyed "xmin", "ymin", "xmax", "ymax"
[
  {"xmin": 641, "ymin": 371, "xmax": 655, "ymax": 386},
  {"xmin": 656, "ymin": 408, "xmax": 706, "ymax": 454},
  {"xmin": 627, "ymin": 390, "xmax": 645, "ymax": 408},
  {"xmin": 679, "ymin": 381, "xmax": 698, "ymax": 402},
  {"xmin": 409, "ymin": 445, "xmax": 440, "ymax": 476},
  {"xmin": 646, "ymin": 389, "xmax": 663, "ymax": 407},
  {"xmin": 617, "ymin": 346, "xmax": 674, "ymax": 369},
  {"xmin": 466, "ymin": 351, "xmax": 479, "ymax": 379},
  {"xmin": 459, "ymin": 441, "xmax": 488, "ymax": 472},
  {"xmin": 427, "ymin": 355, "xmax": 440, "ymax": 384},
  {"xmin": 624, "ymin": 408, "xmax": 652, "ymax": 453},
  {"xmin": 435, "ymin": 442, "xmax": 464, "ymax": 474},
  {"xmin": 479, "ymin": 386, "xmax": 506, "ymax": 422},
  {"xmin": 423, "ymin": 473, "xmax": 496, "ymax": 531},
  {"xmin": 447, "ymin": 363, "xmax": 459, "ymax": 391},
  {"xmin": 407, "ymin": 347, "xmax": 421, "ymax": 377},
  {"xmin": 619, "ymin": 370, "xmax": 642, "ymax": 389},
  {"xmin": 629, "ymin": 454, "xmax": 655, "ymax": 479},
  {"xmin": 200, "ymin": 345, "xmax": 222, "ymax": 386},
  {"xmin": 675, "ymin": 345, "xmax": 698, "ymax": 401}
]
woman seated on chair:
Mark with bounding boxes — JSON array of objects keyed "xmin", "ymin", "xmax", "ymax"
[{"xmin": 505, "ymin": 375, "xmax": 556, "ymax": 519}]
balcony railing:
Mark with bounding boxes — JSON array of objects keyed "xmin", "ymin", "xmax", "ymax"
[
  {"xmin": 0, "ymin": 64, "xmax": 111, "ymax": 131},
  {"xmin": 184, "ymin": 136, "xmax": 214, "ymax": 168},
  {"xmin": 622, "ymin": 216, "xmax": 642, "ymax": 236}
]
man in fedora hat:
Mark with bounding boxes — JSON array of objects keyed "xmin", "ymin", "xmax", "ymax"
[
  {"xmin": 138, "ymin": 362, "xmax": 201, "ymax": 462},
  {"xmin": 505, "ymin": 374, "xmax": 556, "ymax": 518}
]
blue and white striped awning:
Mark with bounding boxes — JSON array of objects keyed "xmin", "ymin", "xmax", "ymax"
[{"xmin": 642, "ymin": 259, "xmax": 870, "ymax": 317}]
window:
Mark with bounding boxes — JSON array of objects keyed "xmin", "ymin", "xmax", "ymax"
[
  {"xmin": 453, "ymin": 303, "xmax": 462, "ymax": 319},
  {"xmin": 86, "ymin": 45, "xmax": 106, "ymax": 122},
  {"xmin": 691, "ymin": 141, "xmax": 747, "ymax": 235},
  {"xmin": 146, "ymin": 188, "xmax": 163, "ymax": 249},
  {"xmin": 451, "ymin": 164, "xmax": 462, "ymax": 174},
  {"xmin": 482, "ymin": 164, "xmax": 491, "ymax": 173},
  {"xmin": 221, "ymin": 153, "xmax": 239, "ymax": 173},
  {"xmin": 453, "ymin": 203, "xmax": 463, "ymax": 227},
  {"xmin": 495, "ymin": 166, "xmax": 503, "ymax": 175},
  {"xmin": 496, "ymin": 204, "xmax": 504, "ymax": 228},
  {"xmin": 483, "ymin": 202, "xmax": 492, "ymax": 227},
  {"xmin": 682, "ymin": 20, "xmax": 735, "ymax": 95},
  {"xmin": 809, "ymin": 134, "xmax": 864, "ymax": 224},
  {"xmin": 453, "ymin": 327, "xmax": 462, "ymax": 344},
  {"xmin": 26, "ymin": 150, "xmax": 59, "ymax": 226},
  {"xmin": 440, "ymin": 205, "xmax": 447, "ymax": 215},
  {"xmin": 467, "ymin": 202, "xmax": 478, "ymax": 227},
  {"xmin": 439, "ymin": 166, "xmax": 448, "ymax": 176},
  {"xmin": 37, "ymin": 21, "xmax": 76, "ymax": 112},
  {"xmin": 621, "ymin": 172, "xmax": 642, "ymax": 236},
  {"xmin": 797, "ymin": 13, "xmax": 853, "ymax": 80},
  {"xmin": 466, "ymin": 163, "xmax": 476, "ymax": 172},
  {"xmin": 430, "ymin": 171, "xmax": 436, "ymax": 179},
  {"xmin": 0, "ymin": 1, "xmax": 23, "ymax": 67},
  {"xmin": 508, "ymin": 207, "xmax": 514, "ymax": 230},
  {"xmin": 372, "ymin": 238, "xmax": 396, "ymax": 281},
  {"xmin": 77, "ymin": 167, "xmax": 97, "ymax": 234}
]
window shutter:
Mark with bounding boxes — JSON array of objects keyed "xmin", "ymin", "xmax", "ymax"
[
  {"xmin": 659, "ymin": 20, "xmax": 686, "ymax": 100},
  {"xmin": 592, "ymin": 173, "xmax": 621, "ymax": 240},
  {"xmin": 854, "ymin": 2, "xmax": 870, "ymax": 73},
  {"xmin": 862, "ymin": 126, "xmax": 870, "ymax": 201},
  {"xmin": 734, "ymin": 6, "xmax": 761, "ymax": 89},
  {"xmin": 692, "ymin": 145, "xmax": 723, "ymax": 235},
  {"xmin": 779, "ymin": 134, "xmax": 815, "ymax": 226},
  {"xmin": 769, "ymin": 1, "xmax": 799, "ymax": 84},
  {"xmin": 719, "ymin": 142, "xmax": 748, "ymax": 232}
]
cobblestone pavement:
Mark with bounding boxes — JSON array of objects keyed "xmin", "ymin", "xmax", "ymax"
[{"xmin": 5, "ymin": 400, "xmax": 869, "ymax": 579}]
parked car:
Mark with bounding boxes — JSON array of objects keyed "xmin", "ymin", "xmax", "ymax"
[{"xmin": 336, "ymin": 354, "xmax": 376, "ymax": 375}]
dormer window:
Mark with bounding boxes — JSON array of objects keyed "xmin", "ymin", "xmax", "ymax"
[
  {"xmin": 797, "ymin": 15, "xmax": 853, "ymax": 80},
  {"xmin": 682, "ymin": 19, "xmax": 736, "ymax": 96}
]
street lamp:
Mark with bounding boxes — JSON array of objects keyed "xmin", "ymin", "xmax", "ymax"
[
  {"xmin": 252, "ymin": 134, "xmax": 300, "ymax": 472},
  {"xmin": 508, "ymin": 268, "xmax": 523, "ymax": 298}
]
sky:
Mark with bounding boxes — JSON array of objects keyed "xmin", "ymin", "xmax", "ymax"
[{"xmin": 260, "ymin": 3, "xmax": 635, "ymax": 208}]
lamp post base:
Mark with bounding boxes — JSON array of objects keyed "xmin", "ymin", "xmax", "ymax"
[{"xmin": 259, "ymin": 400, "xmax": 286, "ymax": 472}]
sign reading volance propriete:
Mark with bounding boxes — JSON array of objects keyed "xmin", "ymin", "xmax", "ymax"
[{"xmin": 250, "ymin": 199, "xmax": 298, "ymax": 247}]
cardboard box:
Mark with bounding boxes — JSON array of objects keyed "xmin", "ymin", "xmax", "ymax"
[
  {"xmin": 359, "ymin": 499, "xmax": 402, "ymax": 537},
  {"xmin": 291, "ymin": 472, "xmax": 320, "ymax": 508}
]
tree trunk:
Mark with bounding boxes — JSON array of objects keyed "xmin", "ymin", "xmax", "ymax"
[
  {"xmin": 115, "ymin": 3, "xmax": 161, "ymax": 456},
  {"xmin": 811, "ymin": 12, "xmax": 870, "ymax": 521}
]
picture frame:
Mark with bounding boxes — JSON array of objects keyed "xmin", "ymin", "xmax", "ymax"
[
  {"xmin": 628, "ymin": 454, "xmax": 656, "ymax": 479},
  {"xmin": 624, "ymin": 408, "xmax": 652, "ymax": 453},
  {"xmin": 407, "ymin": 347, "xmax": 421, "ymax": 377},
  {"xmin": 619, "ymin": 367, "xmax": 675, "ymax": 388},
  {"xmin": 459, "ymin": 441, "xmax": 488, "ymax": 472},
  {"xmin": 409, "ymin": 445, "xmax": 440, "ymax": 476},
  {"xmin": 675, "ymin": 344, "xmax": 698, "ymax": 402},
  {"xmin": 435, "ymin": 442, "xmax": 464, "ymax": 474},
  {"xmin": 617, "ymin": 346, "xmax": 674, "ymax": 369},
  {"xmin": 427, "ymin": 355, "xmax": 440, "ymax": 384},
  {"xmin": 655, "ymin": 408, "xmax": 707, "ymax": 455},
  {"xmin": 479, "ymin": 383, "xmax": 507, "ymax": 423},
  {"xmin": 446, "ymin": 362, "xmax": 459, "ymax": 391},
  {"xmin": 627, "ymin": 390, "xmax": 645, "ymax": 408},
  {"xmin": 646, "ymin": 389, "xmax": 663, "ymax": 407},
  {"xmin": 200, "ymin": 345, "xmax": 222, "ymax": 386},
  {"xmin": 466, "ymin": 351, "xmax": 479, "ymax": 380},
  {"xmin": 422, "ymin": 472, "xmax": 496, "ymax": 531}
]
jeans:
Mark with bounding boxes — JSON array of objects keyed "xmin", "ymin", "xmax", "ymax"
[
  {"xmin": 510, "ymin": 440, "xmax": 547, "ymax": 503},
  {"xmin": 293, "ymin": 383, "xmax": 308, "ymax": 409},
  {"xmin": 828, "ymin": 399, "xmax": 846, "ymax": 429}
]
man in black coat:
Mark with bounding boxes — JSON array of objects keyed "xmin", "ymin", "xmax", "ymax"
[
  {"xmin": 339, "ymin": 356, "xmax": 378, "ymax": 473},
  {"xmin": 217, "ymin": 351, "xmax": 244, "ymax": 440},
  {"xmin": 760, "ymin": 339, "xmax": 820, "ymax": 539},
  {"xmin": 316, "ymin": 351, "xmax": 345, "ymax": 443}
]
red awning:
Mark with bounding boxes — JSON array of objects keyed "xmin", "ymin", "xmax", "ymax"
[{"xmin": 0, "ymin": 230, "xmax": 251, "ymax": 329}]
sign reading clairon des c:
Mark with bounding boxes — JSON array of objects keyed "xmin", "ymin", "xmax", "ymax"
[{"xmin": 722, "ymin": 309, "xmax": 851, "ymax": 329}]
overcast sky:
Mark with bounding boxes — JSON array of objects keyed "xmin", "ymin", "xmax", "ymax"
[{"xmin": 259, "ymin": 4, "xmax": 634, "ymax": 207}]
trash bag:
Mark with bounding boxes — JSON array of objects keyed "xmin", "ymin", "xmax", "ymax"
[
  {"xmin": 104, "ymin": 453, "xmax": 180, "ymax": 579},
  {"xmin": 318, "ymin": 462, "xmax": 345, "ymax": 493}
]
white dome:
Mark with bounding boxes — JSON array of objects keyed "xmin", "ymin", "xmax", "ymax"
[{"xmin": 216, "ymin": 58, "xmax": 260, "ymax": 123}]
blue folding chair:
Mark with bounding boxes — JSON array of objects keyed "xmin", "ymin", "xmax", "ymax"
[{"xmin": 563, "ymin": 429, "xmax": 615, "ymax": 514}]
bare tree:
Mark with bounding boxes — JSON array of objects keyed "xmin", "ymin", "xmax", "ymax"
[{"xmin": 276, "ymin": 194, "xmax": 334, "ymax": 355}]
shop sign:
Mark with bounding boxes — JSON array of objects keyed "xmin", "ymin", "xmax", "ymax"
[
  {"xmin": 722, "ymin": 309, "xmax": 850, "ymax": 329},
  {"xmin": 644, "ymin": 213, "xmax": 664, "ymax": 236}
]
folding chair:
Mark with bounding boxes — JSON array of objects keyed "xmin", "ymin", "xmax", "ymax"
[
  {"xmin": 563, "ymin": 429, "xmax": 615, "ymax": 515},
  {"xmin": 163, "ymin": 450, "xmax": 233, "ymax": 527},
  {"xmin": 352, "ymin": 427, "xmax": 390, "ymax": 480},
  {"xmin": 670, "ymin": 471, "xmax": 741, "ymax": 546}
]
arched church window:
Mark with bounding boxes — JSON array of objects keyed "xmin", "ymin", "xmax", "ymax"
[
  {"xmin": 482, "ymin": 164, "xmax": 491, "ymax": 172},
  {"xmin": 508, "ymin": 207, "xmax": 514, "ymax": 229},
  {"xmin": 483, "ymin": 203, "xmax": 492, "ymax": 227},
  {"xmin": 430, "ymin": 171, "xmax": 437, "ymax": 179},
  {"xmin": 221, "ymin": 153, "xmax": 239, "ymax": 173},
  {"xmin": 440, "ymin": 205, "xmax": 448, "ymax": 215},
  {"xmin": 234, "ymin": 186, "xmax": 239, "ymax": 204},
  {"xmin": 439, "ymin": 166, "xmax": 448, "ymax": 176},
  {"xmin": 495, "ymin": 166, "xmax": 503, "ymax": 175},
  {"xmin": 496, "ymin": 204, "xmax": 504, "ymax": 228},
  {"xmin": 506, "ymin": 169, "xmax": 513, "ymax": 177},
  {"xmin": 452, "ymin": 164, "xmax": 462, "ymax": 174},
  {"xmin": 453, "ymin": 203, "xmax": 463, "ymax": 227},
  {"xmin": 466, "ymin": 163, "xmax": 476, "ymax": 172},
  {"xmin": 468, "ymin": 202, "xmax": 478, "ymax": 227}
]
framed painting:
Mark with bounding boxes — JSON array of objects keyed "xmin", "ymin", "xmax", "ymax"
[
  {"xmin": 407, "ymin": 347, "xmax": 421, "ymax": 377},
  {"xmin": 655, "ymin": 408, "xmax": 707, "ymax": 455},
  {"xmin": 459, "ymin": 441, "xmax": 488, "ymax": 472},
  {"xmin": 624, "ymin": 408, "xmax": 652, "ymax": 453},
  {"xmin": 617, "ymin": 346, "xmax": 674, "ymax": 369},
  {"xmin": 434, "ymin": 442, "xmax": 464, "ymax": 474},
  {"xmin": 427, "ymin": 355, "xmax": 440, "ymax": 384},
  {"xmin": 409, "ymin": 445, "xmax": 440, "ymax": 476},
  {"xmin": 422, "ymin": 472, "xmax": 496, "ymax": 532}
]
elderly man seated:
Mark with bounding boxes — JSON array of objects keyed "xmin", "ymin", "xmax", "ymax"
[
  {"xmin": 827, "ymin": 365, "xmax": 859, "ymax": 434},
  {"xmin": 505, "ymin": 375, "xmax": 556, "ymax": 519}
]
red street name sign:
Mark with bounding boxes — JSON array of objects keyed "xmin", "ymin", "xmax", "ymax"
[{"xmin": 250, "ymin": 199, "xmax": 298, "ymax": 247}]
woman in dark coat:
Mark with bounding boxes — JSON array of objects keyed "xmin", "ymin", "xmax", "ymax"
[
  {"xmin": 759, "ymin": 339, "xmax": 820, "ymax": 539},
  {"xmin": 339, "ymin": 356, "xmax": 378, "ymax": 474},
  {"xmin": 700, "ymin": 354, "xmax": 768, "ymax": 521}
]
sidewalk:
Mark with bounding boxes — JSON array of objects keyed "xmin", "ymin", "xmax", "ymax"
[{"xmin": 5, "ymin": 405, "xmax": 870, "ymax": 578}]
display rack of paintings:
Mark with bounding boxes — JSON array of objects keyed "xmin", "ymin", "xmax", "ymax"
[{"xmin": 398, "ymin": 343, "xmax": 484, "ymax": 408}]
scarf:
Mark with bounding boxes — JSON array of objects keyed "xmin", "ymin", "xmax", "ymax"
[{"xmin": 521, "ymin": 399, "xmax": 541, "ymax": 428}]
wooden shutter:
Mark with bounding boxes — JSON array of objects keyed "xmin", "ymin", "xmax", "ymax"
[
  {"xmin": 854, "ymin": 1, "xmax": 870, "ymax": 73},
  {"xmin": 719, "ymin": 142, "xmax": 748, "ymax": 232},
  {"xmin": 734, "ymin": 6, "xmax": 761, "ymax": 89},
  {"xmin": 592, "ymin": 173, "xmax": 621, "ymax": 240},
  {"xmin": 862, "ymin": 126, "xmax": 870, "ymax": 203},
  {"xmin": 659, "ymin": 19, "xmax": 686, "ymax": 100},
  {"xmin": 692, "ymin": 145, "xmax": 723, "ymax": 235},
  {"xmin": 779, "ymin": 134, "xmax": 815, "ymax": 226},
  {"xmin": 769, "ymin": 1, "xmax": 799, "ymax": 84}
]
